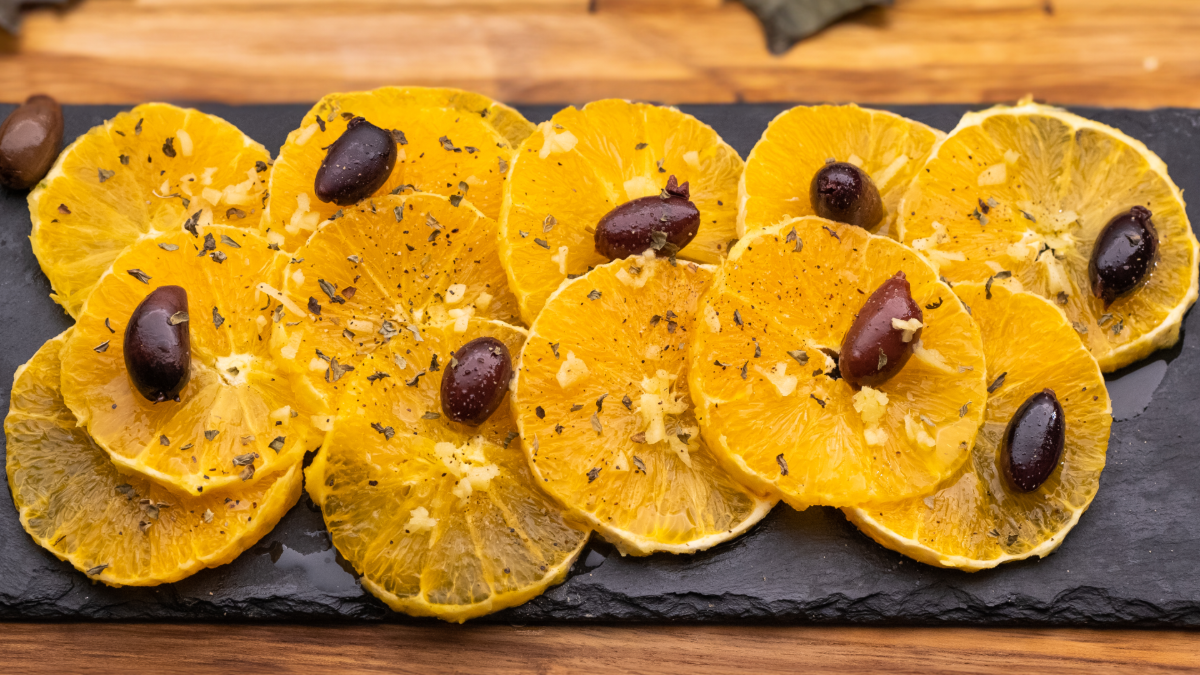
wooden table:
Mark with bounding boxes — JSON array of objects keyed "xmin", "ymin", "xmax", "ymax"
[{"xmin": 2, "ymin": 1, "xmax": 1200, "ymax": 672}]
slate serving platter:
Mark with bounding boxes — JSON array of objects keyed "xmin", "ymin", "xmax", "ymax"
[{"xmin": 1, "ymin": 101, "xmax": 1198, "ymax": 626}]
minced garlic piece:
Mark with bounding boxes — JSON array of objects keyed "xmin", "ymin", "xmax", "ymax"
[
  {"xmin": 1044, "ymin": 255, "xmax": 1071, "ymax": 295},
  {"xmin": 309, "ymin": 357, "xmax": 326, "ymax": 371},
  {"xmin": 644, "ymin": 344, "xmax": 662, "ymax": 360},
  {"xmin": 623, "ymin": 175, "xmax": 659, "ymax": 200},
  {"xmin": 910, "ymin": 221, "xmax": 948, "ymax": 252},
  {"xmin": 905, "ymin": 414, "xmax": 936, "ymax": 449},
  {"xmin": 539, "ymin": 125, "xmax": 578, "ymax": 158},
  {"xmin": 444, "ymin": 283, "xmax": 467, "ymax": 305},
  {"xmin": 757, "ymin": 362, "xmax": 797, "ymax": 397},
  {"xmin": 202, "ymin": 187, "xmax": 223, "ymax": 205},
  {"xmin": 288, "ymin": 193, "xmax": 321, "ymax": 234},
  {"xmin": 853, "ymin": 386, "xmax": 889, "ymax": 446},
  {"xmin": 847, "ymin": 154, "xmax": 864, "ymax": 167},
  {"xmin": 1046, "ymin": 210, "xmax": 1079, "ymax": 232},
  {"xmin": 923, "ymin": 248, "xmax": 966, "ymax": 273},
  {"xmin": 269, "ymin": 406, "xmax": 292, "ymax": 423},
  {"xmin": 912, "ymin": 340, "xmax": 953, "ymax": 372},
  {"xmin": 256, "ymin": 282, "xmax": 306, "ymax": 317},
  {"xmin": 703, "ymin": 306, "xmax": 721, "ymax": 333},
  {"xmin": 291, "ymin": 269, "xmax": 305, "ymax": 285},
  {"xmin": 279, "ymin": 331, "xmax": 302, "ymax": 360},
  {"xmin": 347, "ymin": 319, "xmax": 373, "ymax": 333},
  {"xmin": 294, "ymin": 122, "xmax": 319, "ymax": 146},
  {"xmin": 176, "ymin": 129, "xmax": 193, "ymax": 157},
  {"xmin": 977, "ymin": 164, "xmax": 1007, "ymax": 186},
  {"xmin": 551, "ymin": 246, "xmax": 569, "ymax": 275},
  {"xmin": 266, "ymin": 230, "xmax": 285, "ymax": 247},
  {"xmin": 891, "ymin": 317, "xmax": 923, "ymax": 343},
  {"xmin": 636, "ymin": 370, "xmax": 690, "ymax": 455},
  {"xmin": 448, "ymin": 306, "xmax": 474, "ymax": 333},
  {"xmin": 405, "ymin": 507, "xmax": 437, "ymax": 533},
  {"xmin": 312, "ymin": 414, "xmax": 334, "ymax": 432},
  {"xmin": 667, "ymin": 428, "xmax": 696, "ymax": 469},
  {"xmin": 475, "ymin": 292, "xmax": 493, "ymax": 311},
  {"xmin": 1004, "ymin": 150, "xmax": 1021, "ymax": 164},
  {"xmin": 434, "ymin": 438, "xmax": 500, "ymax": 505},
  {"xmin": 863, "ymin": 428, "xmax": 888, "ymax": 446},
  {"xmin": 556, "ymin": 351, "xmax": 589, "ymax": 388},
  {"xmin": 201, "ymin": 167, "xmax": 217, "ymax": 186},
  {"xmin": 682, "ymin": 150, "xmax": 700, "ymax": 170},
  {"xmin": 255, "ymin": 315, "xmax": 268, "ymax": 332},
  {"xmin": 158, "ymin": 179, "xmax": 170, "ymax": 196}
]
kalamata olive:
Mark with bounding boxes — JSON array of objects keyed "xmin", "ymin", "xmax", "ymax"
[
  {"xmin": 440, "ymin": 337, "xmax": 513, "ymax": 426},
  {"xmin": 839, "ymin": 271, "xmax": 923, "ymax": 387},
  {"xmin": 124, "ymin": 286, "xmax": 191, "ymax": 403},
  {"xmin": 0, "ymin": 94, "xmax": 64, "ymax": 191},
  {"xmin": 1001, "ymin": 389, "xmax": 1065, "ymax": 492},
  {"xmin": 810, "ymin": 161, "xmax": 884, "ymax": 229},
  {"xmin": 314, "ymin": 117, "xmax": 397, "ymax": 206},
  {"xmin": 1088, "ymin": 206, "xmax": 1158, "ymax": 307},
  {"xmin": 595, "ymin": 175, "xmax": 699, "ymax": 260}
]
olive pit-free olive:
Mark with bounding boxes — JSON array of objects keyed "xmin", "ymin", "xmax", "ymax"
[
  {"xmin": 440, "ymin": 337, "xmax": 514, "ymax": 426},
  {"xmin": 124, "ymin": 286, "xmax": 192, "ymax": 403},
  {"xmin": 314, "ymin": 117, "xmax": 397, "ymax": 206},
  {"xmin": 1001, "ymin": 388, "xmax": 1066, "ymax": 492},
  {"xmin": 0, "ymin": 94, "xmax": 64, "ymax": 191},
  {"xmin": 839, "ymin": 271, "xmax": 922, "ymax": 387},
  {"xmin": 1088, "ymin": 205, "xmax": 1158, "ymax": 307},
  {"xmin": 810, "ymin": 161, "xmax": 884, "ymax": 229},
  {"xmin": 594, "ymin": 175, "xmax": 699, "ymax": 260}
]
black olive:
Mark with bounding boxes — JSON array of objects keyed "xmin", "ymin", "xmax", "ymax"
[
  {"xmin": 839, "ymin": 271, "xmax": 922, "ymax": 387},
  {"xmin": 1088, "ymin": 206, "xmax": 1158, "ymax": 307},
  {"xmin": 0, "ymin": 94, "xmax": 64, "ymax": 191},
  {"xmin": 124, "ymin": 286, "xmax": 191, "ymax": 403},
  {"xmin": 314, "ymin": 117, "xmax": 397, "ymax": 206},
  {"xmin": 440, "ymin": 337, "xmax": 513, "ymax": 426},
  {"xmin": 810, "ymin": 161, "xmax": 884, "ymax": 229},
  {"xmin": 594, "ymin": 175, "xmax": 699, "ymax": 260},
  {"xmin": 1001, "ymin": 389, "xmax": 1066, "ymax": 492}
]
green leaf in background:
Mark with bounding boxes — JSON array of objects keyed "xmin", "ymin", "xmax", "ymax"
[{"xmin": 740, "ymin": 0, "xmax": 895, "ymax": 54}]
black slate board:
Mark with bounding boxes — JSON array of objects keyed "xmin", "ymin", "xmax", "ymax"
[{"xmin": 1, "ymin": 102, "xmax": 1199, "ymax": 626}]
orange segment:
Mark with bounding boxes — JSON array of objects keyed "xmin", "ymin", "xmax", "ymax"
[
  {"xmin": 846, "ymin": 283, "xmax": 1112, "ymax": 570},
  {"xmin": 689, "ymin": 217, "xmax": 987, "ymax": 508},
  {"xmin": 511, "ymin": 256, "xmax": 775, "ymax": 555},
  {"xmin": 263, "ymin": 87, "xmax": 534, "ymax": 252},
  {"xmin": 6, "ymin": 330, "xmax": 301, "ymax": 586},
  {"xmin": 59, "ymin": 226, "xmax": 324, "ymax": 497},
  {"xmin": 499, "ymin": 99, "xmax": 743, "ymax": 324}
]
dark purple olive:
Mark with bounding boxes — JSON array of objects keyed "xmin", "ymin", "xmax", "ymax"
[
  {"xmin": 594, "ymin": 175, "xmax": 699, "ymax": 260},
  {"xmin": 124, "ymin": 286, "xmax": 191, "ymax": 403},
  {"xmin": 839, "ymin": 271, "xmax": 923, "ymax": 387},
  {"xmin": 440, "ymin": 337, "xmax": 513, "ymax": 426},
  {"xmin": 1001, "ymin": 389, "xmax": 1066, "ymax": 493},
  {"xmin": 1089, "ymin": 206, "xmax": 1158, "ymax": 307},
  {"xmin": 810, "ymin": 161, "xmax": 884, "ymax": 229},
  {"xmin": 314, "ymin": 117, "xmax": 397, "ymax": 206},
  {"xmin": 0, "ymin": 94, "xmax": 64, "ymax": 191}
]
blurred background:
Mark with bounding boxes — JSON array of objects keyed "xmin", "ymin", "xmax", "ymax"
[{"xmin": 1, "ymin": 0, "xmax": 1196, "ymax": 107}]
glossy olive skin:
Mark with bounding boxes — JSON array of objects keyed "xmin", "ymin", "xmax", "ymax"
[
  {"xmin": 839, "ymin": 271, "xmax": 922, "ymax": 387},
  {"xmin": 314, "ymin": 117, "xmax": 397, "ymax": 206},
  {"xmin": 810, "ymin": 161, "xmax": 884, "ymax": 229},
  {"xmin": 124, "ymin": 286, "xmax": 191, "ymax": 403},
  {"xmin": 0, "ymin": 95, "xmax": 64, "ymax": 191},
  {"xmin": 1089, "ymin": 206, "xmax": 1158, "ymax": 307},
  {"xmin": 595, "ymin": 175, "xmax": 699, "ymax": 259},
  {"xmin": 1001, "ymin": 389, "xmax": 1066, "ymax": 492},
  {"xmin": 440, "ymin": 337, "xmax": 513, "ymax": 426}
]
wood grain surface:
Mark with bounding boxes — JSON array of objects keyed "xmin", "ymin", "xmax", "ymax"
[
  {"xmin": 0, "ymin": 623, "xmax": 1196, "ymax": 674},
  {"xmin": 1, "ymin": 0, "xmax": 1198, "ymax": 107}
]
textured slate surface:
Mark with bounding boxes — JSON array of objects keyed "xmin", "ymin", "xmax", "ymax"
[{"xmin": 1, "ymin": 101, "xmax": 1198, "ymax": 625}]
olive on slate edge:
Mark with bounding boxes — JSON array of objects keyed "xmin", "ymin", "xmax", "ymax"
[
  {"xmin": 1089, "ymin": 205, "xmax": 1159, "ymax": 307},
  {"xmin": 839, "ymin": 271, "xmax": 923, "ymax": 388},
  {"xmin": 314, "ymin": 116, "xmax": 397, "ymax": 206},
  {"xmin": 0, "ymin": 94, "xmax": 64, "ymax": 191},
  {"xmin": 124, "ymin": 286, "xmax": 192, "ymax": 403},
  {"xmin": 810, "ymin": 161, "xmax": 884, "ymax": 229},
  {"xmin": 441, "ymin": 337, "xmax": 514, "ymax": 426},
  {"xmin": 595, "ymin": 175, "xmax": 700, "ymax": 260},
  {"xmin": 1001, "ymin": 389, "xmax": 1066, "ymax": 493}
]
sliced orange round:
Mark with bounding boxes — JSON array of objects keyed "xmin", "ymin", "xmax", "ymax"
[
  {"xmin": 263, "ymin": 87, "xmax": 534, "ymax": 253},
  {"xmin": 738, "ymin": 104, "xmax": 943, "ymax": 239},
  {"xmin": 896, "ymin": 100, "xmax": 1199, "ymax": 372},
  {"xmin": 689, "ymin": 217, "xmax": 988, "ymax": 509},
  {"xmin": 59, "ymin": 225, "xmax": 324, "ymax": 497},
  {"xmin": 846, "ymin": 282, "xmax": 1112, "ymax": 570},
  {"xmin": 306, "ymin": 318, "xmax": 588, "ymax": 622},
  {"xmin": 270, "ymin": 192, "xmax": 520, "ymax": 406},
  {"xmin": 6, "ymin": 330, "xmax": 301, "ymax": 586},
  {"xmin": 499, "ymin": 99, "xmax": 744, "ymax": 324},
  {"xmin": 30, "ymin": 102, "xmax": 270, "ymax": 317},
  {"xmin": 510, "ymin": 255, "xmax": 775, "ymax": 555}
]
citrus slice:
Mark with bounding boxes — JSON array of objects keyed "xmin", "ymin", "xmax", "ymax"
[
  {"xmin": 738, "ymin": 104, "xmax": 943, "ymax": 239},
  {"xmin": 499, "ymin": 99, "xmax": 744, "ymax": 324},
  {"xmin": 896, "ymin": 100, "xmax": 1199, "ymax": 372},
  {"xmin": 271, "ymin": 192, "xmax": 520, "ymax": 405},
  {"xmin": 305, "ymin": 318, "xmax": 588, "ymax": 622},
  {"xmin": 29, "ymin": 103, "xmax": 270, "ymax": 317},
  {"xmin": 59, "ymin": 225, "xmax": 324, "ymax": 497},
  {"xmin": 689, "ymin": 217, "xmax": 988, "ymax": 509},
  {"xmin": 263, "ymin": 86, "xmax": 534, "ymax": 253},
  {"xmin": 510, "ymin": 255, "xmax": 775, "ymax": 555},
  {"xmin": 6, "ymin": 330, "xmax": 301, "ymax": 586},
  {"xmin": 845, "ymin": 282, "xmax": 1112, "ymax": 570}
]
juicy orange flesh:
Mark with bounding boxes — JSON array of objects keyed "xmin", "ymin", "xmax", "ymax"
[
  {"xmin": 690, "ymin": 217, "xmax": 987, "ymax": 508},
  {"xmin": 275, "ymin": 193, "xmax": 521, "ymax": 405},
  {"xmin": 30, "ymin": 103, "xmax": 269, "ymax": 317},
  {"xmin": 501, "ymin": 99, "xmax": 743, "ymax": 324},
  {"xmin": 513, "ymin": 257, "xmax": 768, "ymax": 550},
  {"xmin": 59, "ymin": 226, "xmax": 322, "ymax": 497},
  {"xmin": 306, "ymin": 320, "xmax": 587, "ymax": 617},
  {"xmin": 264, "ymin": 87, "xmax": 532, "ymax": 252},
  {"xmin": 6, "ymin": 331, "xmax": 301, "ymax": 586},
  {"xmin": 848, "ymin": 283, "xmax": 1111, "ymax": 563},
  {"xmin": 740, "ymin": 104, "xmax": 942, "ymax": 238},
  {"xmin": 898, "ymin": 108, "xmax": 1196, "ymax": 368}
]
